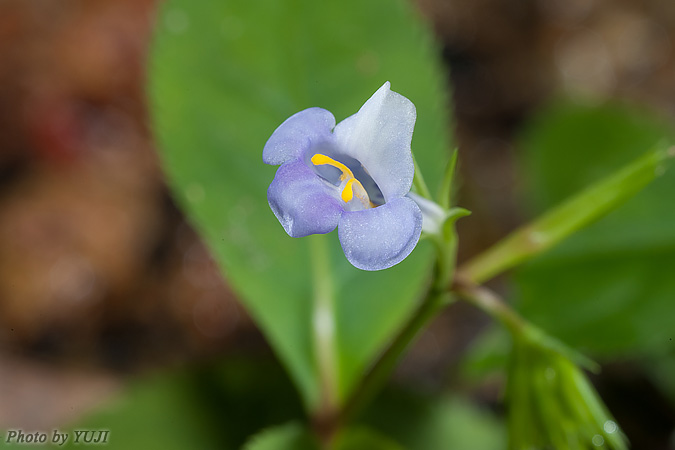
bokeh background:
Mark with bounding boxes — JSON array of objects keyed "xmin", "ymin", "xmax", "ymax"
[{"xmin": 1, "ymin": 0, "xmax": 674, "ymax": 448}]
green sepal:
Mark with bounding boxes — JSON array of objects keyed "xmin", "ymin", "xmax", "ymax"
[{"xmin": 441, "ymin": 206, "xmax": 471, "ymax": 242}]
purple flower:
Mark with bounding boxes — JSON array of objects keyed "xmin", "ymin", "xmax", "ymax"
[{"xmin": 263, "ymin": 82, "xmax": 422, "ymax": 271}]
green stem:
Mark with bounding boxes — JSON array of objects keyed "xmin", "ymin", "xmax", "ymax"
[
  {"xmin": 430, "ymin": 227, "xmax": 458, "ymax": 292},
  {"xmin": 453, "ymin": 277, "xmax": 599, "ymax": 371},
  {"xmin": 341, "ymin": 289, "xmax": 450, "ymax": 422},
  {"xmin": 309, "ymin": 236, "xmax": 339, "ymax": 419},
  {"xmin": 452, "ymin": 276, "xmax": 526, "ymax": 336},
  {"xmin": 459, "ymin": 146, "xmax": 674, "ymax": 284},
  {"xmin": 341, "ymin": 235, "xmax": 457, "ymax": 422}
]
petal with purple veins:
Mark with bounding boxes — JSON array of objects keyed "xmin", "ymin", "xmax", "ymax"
[
  {"xmin": 267, "ymin": 160, "xmax": 343, "ymax": 237},
  {"xmin": 263, "ymin": 108, "xmax": 336, "ymax": 165}
]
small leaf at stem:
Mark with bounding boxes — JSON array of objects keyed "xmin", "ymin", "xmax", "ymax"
[
  {"xmin": 438, "ymin": 148, "xmax": 459, "ymax": 209},
  {"xmin": 412, "ymin": 153, "xmax": 432, "ymax": 200}
]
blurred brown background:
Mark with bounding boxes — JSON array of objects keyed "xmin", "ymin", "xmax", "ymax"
[
  {"xmin": 0, "ymin": 0, "xmax": 674, "ymax": 445},
  {"xmin": 0, "ymin": 0, "xmax": 252, "ymax": 429}
]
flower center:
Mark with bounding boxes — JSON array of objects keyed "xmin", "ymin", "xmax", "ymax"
[{"xmin": 311, "ymin": 153, "xmax": 374, "ymax": 209}]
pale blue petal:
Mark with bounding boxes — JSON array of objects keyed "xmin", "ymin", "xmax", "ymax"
[
  {"xmin": 338, "ymin": 196, "xmax": 422, "ymax": 271},
  {"xmin": 263, "ymin": 108, "xmax": 336, "ymax": 165},
  {"xmin": 267, "ymin": 160, "xmax": 343, "ymax": 237},
  {"xmin": 333, "ymin": 82, "xmax": 416, "ymax": 201}
]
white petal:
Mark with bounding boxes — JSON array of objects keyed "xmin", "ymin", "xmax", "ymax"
[{"xmin": 333, "ymin": 82, "xmax": 416, "ymax": 201}]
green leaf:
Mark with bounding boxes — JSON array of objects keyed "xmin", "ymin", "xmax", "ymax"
[
  {"xmin": 150, "ymin": 0, "xmax": 451, "ymax": 409},
  {"xmin": 334, "ymin": 427, "xmax": 405, "ymax": 450},
  {"xmin": 506, "ymin": 327, "xmax": 628, "ymax": 450},
  {"xmin": 514, "ymin": 100, "xmax": 675, "ymax": 357},
  {"xmin": 243, "ymin": 423, "xmax": 317, "ymax": 450},
  {"xmin": 360, "ymin": 390, "xmax": 506, "ymax": 450},
  {"xmin": 459, "ymin": 325, "xmax": 512, "ymax": 382}
]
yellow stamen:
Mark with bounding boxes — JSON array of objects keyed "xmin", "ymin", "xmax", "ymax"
[
  {"xmin": 312, "ymin": 153, "xmax": 373, "ymax": 208},
  {"xmin": 341, "ymin": 178, "xmax": 356, "ymax": 202},
  {"xmin": 311, "ymin": 153, "xmax": 354, "ymax": 181}
]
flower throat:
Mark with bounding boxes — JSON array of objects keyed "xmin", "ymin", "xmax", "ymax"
[{"xmin": 310, "ymin": 153, "xmax": 384, "ymax": 209}]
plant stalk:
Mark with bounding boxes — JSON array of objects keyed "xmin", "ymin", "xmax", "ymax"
[
  {"xmin": 341, "ymin": 234, "xmax": 457, "ymax": 422},
  {"xmin": 458, "ymin": 146, "xmax": 674, "ymax": 284},
  {"xmin": 309, "ymin": 235, "xmax": 339, "ymax": 445},
  {"xmin": 452, "ymin": 275, "xmax": 526, "ymax": 335}
]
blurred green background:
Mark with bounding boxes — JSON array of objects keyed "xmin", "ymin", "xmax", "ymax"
[{"xmin": 0, "ymin": 0, "xmax": 674, "ymax": 448}]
